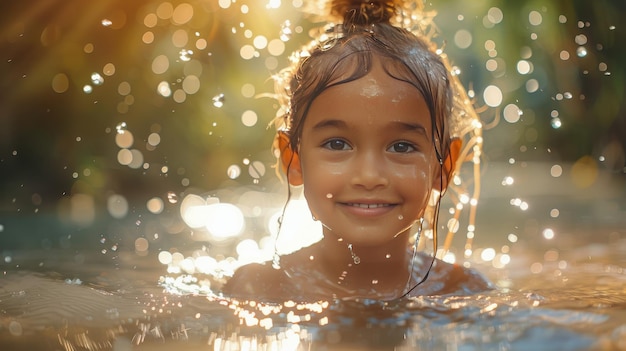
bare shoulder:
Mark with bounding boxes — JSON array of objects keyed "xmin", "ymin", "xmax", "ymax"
[
  {"xmin": 411, "ymin": 252, "xmax": 494, "ymax": 296},
  {"xmin": 221, "ymin": 262, "xmax": 295, "ymax": 300},
  {"xmin": 222, "ymin": 252, "xmax": 493, "ymax": 300}
]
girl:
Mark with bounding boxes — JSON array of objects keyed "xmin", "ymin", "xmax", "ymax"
[{"xmin": 222, "ymin": 0, "xmax": 491, "ymax": 301}]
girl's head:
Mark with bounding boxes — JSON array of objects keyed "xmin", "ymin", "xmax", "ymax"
[
  {"xmin": 290, "ymin": 23, "xmax": 452, "ymax": 162},
  {"xmin": 274, "ymin": 0, "xmax": 467, "ymax": 180},
  {"xmin": 271, "ymin": 0, "xmax": 481, "ymax": 247}
]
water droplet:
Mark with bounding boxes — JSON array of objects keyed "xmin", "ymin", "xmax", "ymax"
[
  {"xmin": 483, "ymin": 85, "xmax": 503, "ymax": 107},
  {"xmin": 8, "ymin": 321, "xmax": 22, "ymax": 336},
  {"xmin": 158, "ymin": 81, "xmax": 172, "ymax": 97},
  {"xmin": 212, "ymin": 93, "xmax": 225, "ymax": 107},
  {"xmin": 91, "ymin": 72, "xmax": 104, "ymax": 85},
  {"xmin": 550, "ymin": 208, "xmax": 560, "ymax": 218},
  {"xmin": 501, "ymin": 176, "xmax": 514, "ymax": 186},
  {"xmin": 574, "ymin": 34, "xmax": 587, "ymax": 45},
  {"xmin": 167, "ymin": 192, "xmax": 178, "ymax": 204},
  {"xmin": 280, "ymin": 20, "xmax": 292, "ymax": 41},
  {"xmin": 101, "ymin": 19, "xmax": 112, "ymax": 27},
  {"xmin": 179, "ymin": 49, "xmax": 193, "ymax": 61},
  {"xmin": 371, "ymin": 279, "xmax": 379, "ymax": 285},
  {"xmin": 576, "ymin": 46, "xmax": 587, "ymax": 57},
  {"xmin": 447, "ymin": 218, "xmax": 460, "ymax": 233},
  {"xmin": 551, "ymin": 118, "xmax": 562, "ymax": 129},
  {"xmin": 116, "ymin": 122, "xmax": 127, "ymax": 134},
  {"xmin": 326, "ymin": 193, "xmax": 333, "ymax": 199},
  {"xmin": 542, "ymin": 228, "xmax": 555, "ymax": 240},
  {"xmin": 248, "ymin": 161, "xmax": 266, "ymax": 179},
  {"xmin": 83, "ymin": 85, "xmax": 93, "ymax": 94},
  {"xmin": 398, "ymin": 215, "xmax": 404, "ymax": 220},
  {"xmin": 241, "ymin": 110, "xmax": 258, "ymax": 127},
  {"xmin": 227, "ymin": 165, "xmax": 241, "ymax": 179},
  {"xmin": 272, "ymin": 254, "xmax": 281, "ymax": 269}
]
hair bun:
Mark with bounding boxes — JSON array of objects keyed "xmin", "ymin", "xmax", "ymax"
[{"xmin": 330, "ymin": 0, "xmax": 401, "ymax": 25}]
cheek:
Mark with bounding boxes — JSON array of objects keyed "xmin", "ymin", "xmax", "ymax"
[
  {"xmin": 302, "ymin": 171, "xmax": 338, "ymax": 200},
  {"xmin": 396, "ymin": 163, "xmax": 433, "ymax": 201},
  {"xmin": 302, "ymin": 183, "xmax": 328, "ymax": 220},
  {"xmin": 395, "ymin": 161, "xmax": 432, "ymax": 184},
  {"xmin": 301, "ymin": 155, "xmax": 346, "ymax": 182}
]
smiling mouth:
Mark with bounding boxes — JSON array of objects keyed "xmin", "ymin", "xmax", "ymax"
[{"xmin": 345, "ymin": 203, "xmax": 393, "ymax": 209}]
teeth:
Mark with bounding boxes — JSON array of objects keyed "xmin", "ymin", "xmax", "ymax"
[{"xmin": 349, "ymin": 203, "xmax": 390, "ymax": 209}]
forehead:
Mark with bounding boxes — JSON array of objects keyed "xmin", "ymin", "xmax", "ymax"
[{"xmin": 305, "ymin": 62, "xmax": 431, "ymax": 128}]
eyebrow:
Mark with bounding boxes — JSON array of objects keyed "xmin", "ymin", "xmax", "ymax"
[
  {"xmin": 389, "ymin": 121, "xmax": 428, "ymax": 136},
  {"xmin": 311, "ymin": 119, "xmax": 429, "ymax": 138},
  {"xmin": 311, "ymin": 119, "xmax": 348, "ymax": 131}
]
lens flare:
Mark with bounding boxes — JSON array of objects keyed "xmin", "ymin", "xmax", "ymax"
[{"xmin": 205, "ymin": 203, "xmax": 245, "ymax": 239}]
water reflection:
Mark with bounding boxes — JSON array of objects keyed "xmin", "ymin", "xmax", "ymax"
[{"xmin": 1, "ymin": 255, "xmax": 624, "ymax": 350}]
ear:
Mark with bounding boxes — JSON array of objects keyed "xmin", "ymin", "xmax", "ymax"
[
  {"xmin": 276, "ymin": 131, "xmax": 303, "ymax": 186},
  {"xmin": 436, "ymin": 138, "xmax": 462, "ymax": 193}
]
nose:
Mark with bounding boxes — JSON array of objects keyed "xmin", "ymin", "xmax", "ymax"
[{"xmin": 350, "ymin": 149, "xmax": 389, "ymax": 190}]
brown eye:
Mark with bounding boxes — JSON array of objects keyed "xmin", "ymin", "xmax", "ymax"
[
  {"xmin": 322, "ymin": 139, "xmax": 350, "ymax": 150},
  {"xmin": 388, "ymin": 142, "xmax": 416, "ymax": 153}
]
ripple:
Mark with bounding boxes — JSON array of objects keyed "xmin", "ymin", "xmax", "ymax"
[{"xmin": 0, "ymin": 272, "xmax": 145, "ymax": 329}]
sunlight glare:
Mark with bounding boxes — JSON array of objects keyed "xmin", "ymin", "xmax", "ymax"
[
  {"xmin": 205, "ymin": 203, "xmax": 245, "ymax": 239},
  {"xmin": 268, "ymin": 199, "xmax": 322, "ymax": 254}
]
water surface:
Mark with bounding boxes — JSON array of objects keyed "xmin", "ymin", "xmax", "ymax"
[{"xmin": 1, "ymin": 234, "xmax": 624, "ymax": 351}]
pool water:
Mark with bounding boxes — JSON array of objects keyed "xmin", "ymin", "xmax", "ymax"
[{"xmin": 1, "ymin": 234, "xmax": 624, "ymax": 351}]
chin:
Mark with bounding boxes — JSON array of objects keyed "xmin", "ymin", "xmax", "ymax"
[{"xmin": 338, "ymin": 232, "xmax": 402, "ymax": 247}]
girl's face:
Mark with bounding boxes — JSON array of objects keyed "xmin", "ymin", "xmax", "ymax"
[{"xmin": 294, "ymin": 61, "xmax": 441, "ymax": 247}]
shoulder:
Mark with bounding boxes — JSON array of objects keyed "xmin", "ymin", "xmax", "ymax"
[
  {"xmin": 410, "ymin": 253, "xmax": 494, "ymax": 296},
  {"xmin": 221, "ymin": 262, "xmax": 296, "ymax": 300}
]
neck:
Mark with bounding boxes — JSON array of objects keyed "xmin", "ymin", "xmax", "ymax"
[{"xmin": 313, "ymin": 234, "xmax": 415, "ymax": 298}]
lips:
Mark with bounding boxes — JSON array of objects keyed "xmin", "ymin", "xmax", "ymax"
[
  {"xmin": 338, "ymin": 200, "xmax": 397, "ymax": 217},
  {"xmin": 345, "ymin": 203, "xmax": 393, "ymax": 209}
]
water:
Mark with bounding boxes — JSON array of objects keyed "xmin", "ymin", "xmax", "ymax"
[{"xmin": 1, "ymin": 237, "xmax": 625, "ymax": 350}]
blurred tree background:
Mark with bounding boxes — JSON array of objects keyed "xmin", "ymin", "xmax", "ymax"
[
  {"xmin": 434, "ymin": 0, "xmax": 626, "ymax": 166},
  {"xmin": 0, "ymin": 0, "xmax": 624, "ymax": 254}
]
